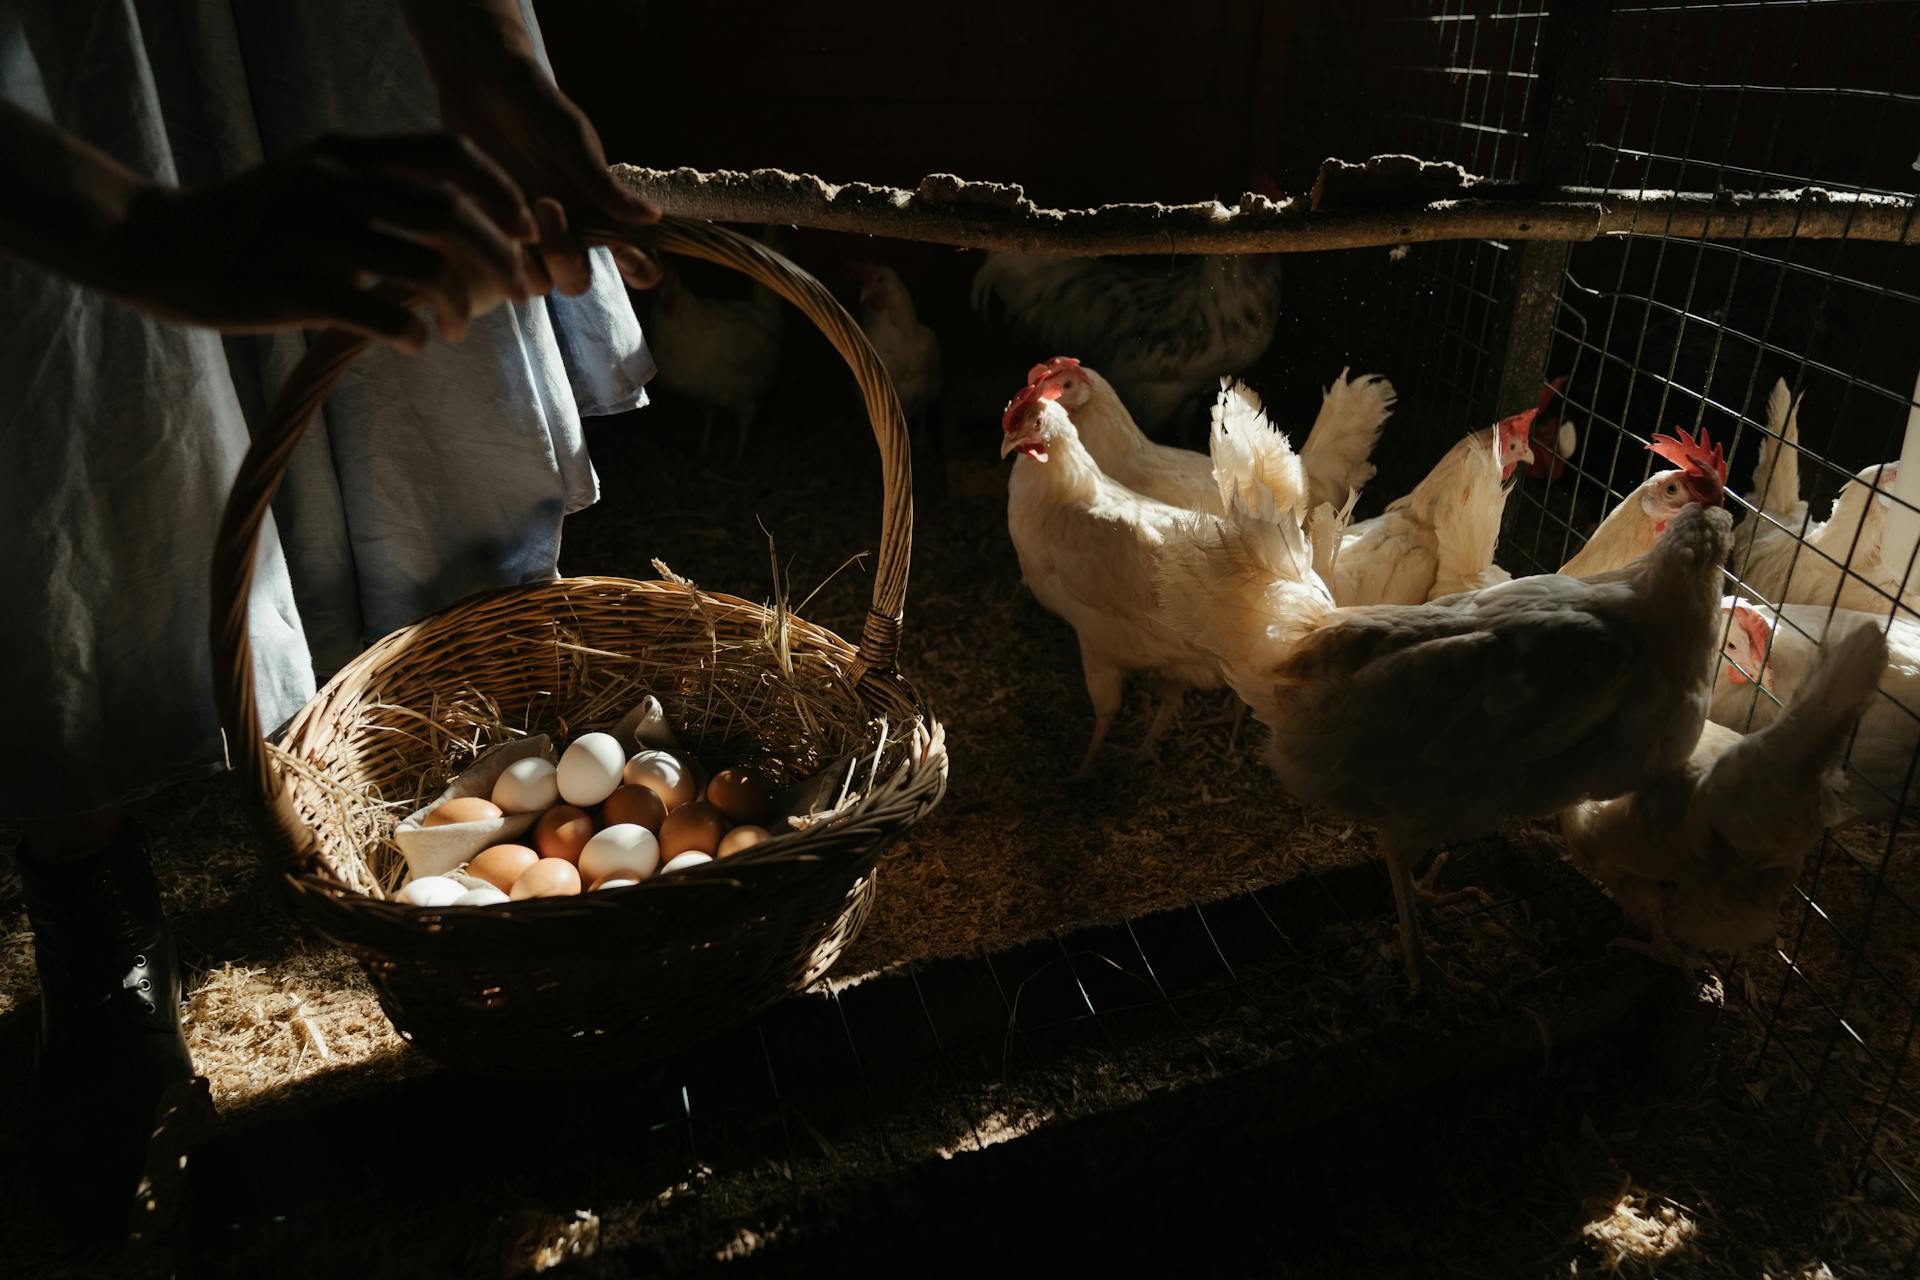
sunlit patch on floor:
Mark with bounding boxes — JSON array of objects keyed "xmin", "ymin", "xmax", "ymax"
[
  {"xmin": 1581, "ymin": 1193, "xmax": 1699, "ymax": 1270},
  {"xmin": 936, "ymin": 1107, "xmax": 1052, "ymax": 1159}
]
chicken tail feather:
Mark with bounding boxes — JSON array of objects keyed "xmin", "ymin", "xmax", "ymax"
[
  {"xmin": 1299, "ymin": 370, "xmax": 1396, "ymax": 512},
  {"xmin": 1211, "ymin": 377, "xmax": 1309, "ymax": 524},
  {"xmin": 1706, "ymin": 618, "xmax": 1888, "ymax": 838}
]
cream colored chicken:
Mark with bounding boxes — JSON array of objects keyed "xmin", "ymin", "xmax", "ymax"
[
  {"xmin": 851, "ymin": 262, "xmax": 942, "ymax": 431},
  {"xmin": 1732, "ymin": 379, "xmax": 1915, "ymax": 617},
  {"xmin": 1557, "ymin": 428, "xmax": 1727, "ymax": 578},
  {"xmin": 1711, "ymin": 598, "xmax": 1920, "ymax": 823},
  {"xmin": 1563, "ymin": 620, "xmax": 1886, "ymax": 966},
  {"xmin": 972, "ymin": 223, "xmax": 1283, "ymax": 431},
  {"xmin": 1026, "ymin": 356, "xmax": 1394, "ymax": 517},
  {"xmin": 1160, "ymin": 397, "xmax": 1734, "ymax": 994},
  {"xmin": 1000, "ymin": 378, "xmax": 1229, "ymax": 778},
  {"xmin": 1325, "ymin": 404, "xmax": 1538, "ymax": 605},
  {"xmin": 646, "ymin": 256, "xmax": 785, "ymax": 458}
]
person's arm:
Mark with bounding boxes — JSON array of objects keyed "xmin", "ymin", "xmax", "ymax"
[
  {"xmin": 400, "ymin": 0, "xmax": 662, "ymax": 294},
  {"xmin": 0, "ymin": 99, "xmax": 537, "ymax": 350}
]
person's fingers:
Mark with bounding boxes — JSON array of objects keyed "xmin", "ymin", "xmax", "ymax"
[
  {"xmin": 299, "ymin": 282, "xmax": 430, "ymax": 352},
  {"xmin": 307, "ymin": 231, "xmax": 469, "ymax": 341},
  {"xmin": 576, "ymin": 157, "xmax": 659, "ymax": 226},
  {"xmin": 336, "ymin": 177, "xmax": 528, "ymax": 297},
  {"xmin": 519, "ymin": 240, "xmax": 554, "ymax": 297},
  {"xmin": 533, "ymin": 198, "xmax": 593, "ymax": 297},
  {"xmin": 324, "ymin": 226, "xmax": 447, "ymax": 288},
  {"xmin": 530, "ymin": 94, "xmax": 658, "ymax": 226},
  {"xmin": 609, "ymin": 244, "xmax": 663, "ymax": 291},
  {"xmin": 315, "ymin": 131, "xmax": 536, "ymax": 241},
  {"xmin": 423, "ymin": 260, "xmax": 473, "ymax": 344},
  {"xmin": 575, "ymin": 154, "xmax": 659, "ymax": 226}
]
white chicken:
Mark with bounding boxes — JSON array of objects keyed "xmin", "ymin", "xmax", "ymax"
[
  {"xmin": 1323, "ymin": 403, "xmax": 1539, "ymax": 605},
  {"xmin": 1027, "ymin": 356, "xmax": 1394, "ymax": 517},
  {"xmin": 971, "ymin": 237, "xmax": 1282, "ymax": 432},
  {"xmin": 1159, "ymin": 399, "xmax": 1735, "ymax": 994},
  {"xmin": 1563, "ymin": 619, "xmax": 1887, "ymax": 966},
  {"xmin": 1732, "ymin": 378, "xmax": 1915, "ymax": 617},
  {"xmin": 1000, "ymin": 378, "xmax": 1229, "ymax": 777},
  {"xmin": 1711, "ymin": 597, "xmax": 1920, "ymax": 823},
  {"xmin": 644, "ymin": 255, "xmax": 786, "ymax": 458},
  {"xmin": 850, "ymin": 262, "xmax": 942, "ymax": 431},
  {"xmin": 1556, "ymin": 428, "xmax": 1728, "ymax": 578}
]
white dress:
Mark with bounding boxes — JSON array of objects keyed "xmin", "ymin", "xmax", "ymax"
[{"xmin": 0, "ymin": 1, "xmax": 654, "ymax": 821}]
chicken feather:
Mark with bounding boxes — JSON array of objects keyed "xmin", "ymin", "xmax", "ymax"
[{"xmin": 1565, "ymin": 619, "xmax": 1886, "ymax": 962}]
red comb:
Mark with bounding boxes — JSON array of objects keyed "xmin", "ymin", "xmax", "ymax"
[
  {"xmin": 1723, "ymin": 601, "xmax": 1773, "ymax": 684},
  {"xmin": 1537, "ymin": 374, "xmax": 1567, "ymax": 414},
  {"xmin": 1646, "ymin": 427, "xmax": 1728, "ymax": 484},
  {"xmin": 1026, "ymin": 356, "xmax": 1081, "ymax": 386},
  {"xmin": 1000, "ymin": 381, "xmax": 1062, "ymax": 432}
]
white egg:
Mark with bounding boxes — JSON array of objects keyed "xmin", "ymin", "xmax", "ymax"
[
  {"xmin": 662, "ymin": 851, "xmax": 714, "ymax": 874},
  {"xmin": 452, "ymin": 886, "xmax": 510, "ymax": 907},
  {"xmin": 578, "ymin": 823, "xmax": 661, "ymax": 883},
  {"xmin": 591, "ymin": 877, "xmax": 640, "ymax": 891},
  {"xmin": 395, "ymin": 876, "xmax": 467, "ymax": 907},
  {"xmin": 557, "ymin": 732, "xmax": 626, "ymax": 806},
  {"xmin": 490, "ymin": 756, "xmax": 559, "ymax": 814}
]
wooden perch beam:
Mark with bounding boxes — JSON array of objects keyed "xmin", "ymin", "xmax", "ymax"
[{"xmin": 611, "ymin": 163, "xmax": 1919, "ymax": 256}]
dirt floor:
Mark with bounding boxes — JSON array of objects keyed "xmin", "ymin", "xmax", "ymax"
[{"xmin": 1, "ymin": 269, "xmax": 1917, "ymax": 1276}]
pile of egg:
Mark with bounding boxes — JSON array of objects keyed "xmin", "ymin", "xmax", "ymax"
[{"xmin": 394, "ymin": 732, "xmax": 777, "ymax": 907}]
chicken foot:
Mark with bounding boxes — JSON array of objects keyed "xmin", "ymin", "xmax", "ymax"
[
  {"xmin": 1413, "ymin": 850, "xmax": 1495, "ymax": 910},
  {"xmin": 1607, "ymin": 919, "xmax": 1703, "ymax": 974},
  {"xmin": 1193, "ymin": 692, "xmax": 1249, "ymax": 738},
  {"xmin": 1383, "ymin": 835, "xmax": 1486, "ymax": 996}
]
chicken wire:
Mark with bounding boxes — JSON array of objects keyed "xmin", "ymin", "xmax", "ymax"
[
  {"xmin": 1395, "ymin": 0, "xmax": 1920, "ymax": 1240},
  {"xmin": 1380, "ymin": 0, "xmax": 1551, "ymax": 428}
]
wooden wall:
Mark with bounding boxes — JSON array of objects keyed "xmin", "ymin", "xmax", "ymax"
[{"xmin": 539, "ymin": 0, "xmax": 1337, "ymax": 208}]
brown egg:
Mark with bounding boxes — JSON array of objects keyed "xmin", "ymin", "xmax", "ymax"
[
  {"xmin": 510, "ymin": 857, "xmax": 582, "ymax": 900},
  {"xmin": 468, "ymin": 843, "xmax": 539, "ymax": 892},
  {"xmin": 717, "ymin": 825, "xmax": 771, "ymax": 858},
  {"xmin": 705, "ymin": 768, "xmax": 775, "ymax": 827},
  {"xmin": 658, "ymin": 801, "xmax": 729, "ymax": 860},
  {"xmin": 424, "ymin": 796, "xmax": 503, "ymax": 827},
  {"xmin": 601, "ymin": 784, "xmax": 667, "ymax": 833},
  {"xmin": 621, "ymin": 750, "xmax": 696, "ymax": 811},
  {"xmin": 533, "ymin": 805, "xmax": 594, "ymax": 864}
]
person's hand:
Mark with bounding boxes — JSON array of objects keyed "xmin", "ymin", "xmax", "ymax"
[
  {"xmin": 435, "ymin": 56, "xmax": 662, "ymax": 297},
  {"xmin": 108, "ymin": 132, "xmax": 538, "ymax": 351}
]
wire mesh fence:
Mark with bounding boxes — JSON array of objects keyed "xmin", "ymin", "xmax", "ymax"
[{"xmin": 1403, "ymin": 0, "xmax": 1920, "ymax": 1240}]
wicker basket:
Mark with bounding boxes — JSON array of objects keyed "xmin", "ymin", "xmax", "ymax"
[{"xmin": 207, "ymin": 217, "xmax": 948, "ymax": 1077}]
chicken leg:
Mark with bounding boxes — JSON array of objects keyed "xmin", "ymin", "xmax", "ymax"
[
  {"xmin": 1381, "ymin": 833, "xmax": 1483, "ymax": 996},
  {"xmin": 733, "ymin": 402, "xmax": 758, "ymax": 464},
  {"xmin": 1132, "ymin": 679, "xmax": 1184, "ymax": 766},
  {"xmin": 1073, "ymin": 650, "xmax": 1124, "ymax": 781}
]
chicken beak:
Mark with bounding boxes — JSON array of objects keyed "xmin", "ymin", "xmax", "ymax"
[{"xmin": 1000, "ymin": 432, "xmax": 1047, "ymax": 462}]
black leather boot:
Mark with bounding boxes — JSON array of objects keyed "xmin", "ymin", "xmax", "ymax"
[{"xmin": 18, "ymin": 821, "xmax": 194, "ymax": 1240}]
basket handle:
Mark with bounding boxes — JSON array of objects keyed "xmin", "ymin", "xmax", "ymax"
[{"xmin": 210, "ymin": 216, "xmax": 913, "ymax": 829}]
